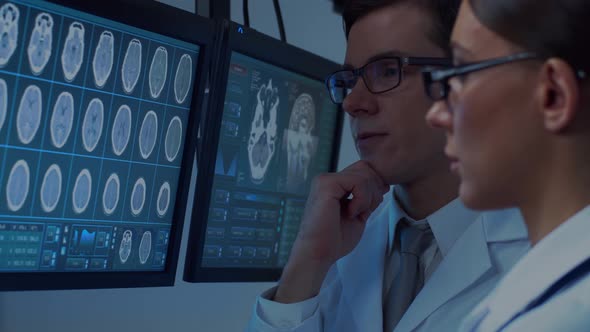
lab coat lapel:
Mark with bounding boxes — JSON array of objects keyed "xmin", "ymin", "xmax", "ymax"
[
  {"xmin": 337, "ymin": 202, "xmax": 392, "ymax": 331},
  {"xmin": 393, "ymin": 216, "xmax": 493, "ymax": 332}
]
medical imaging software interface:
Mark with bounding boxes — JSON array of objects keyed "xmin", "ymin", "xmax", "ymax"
[
  {"xmin": 203, "ymin": 52, "xmax": 339, "ymax": 268},
  {"xmin": 0, "ymin": 0, "xmax": 198, "ymax": 272}
]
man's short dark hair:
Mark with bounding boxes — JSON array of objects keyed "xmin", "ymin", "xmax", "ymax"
[{"xmin": 338, "ymin": 0, "xmax": 461, "ymax": 55}]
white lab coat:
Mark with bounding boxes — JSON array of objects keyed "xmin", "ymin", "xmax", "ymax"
[
  {"xmin": 460, "ymin": 205, "xmax": 590, "ymax": 332},
  {"xmin": 247, "ymin": 193, "xmax": 530, "ymax": 332}
]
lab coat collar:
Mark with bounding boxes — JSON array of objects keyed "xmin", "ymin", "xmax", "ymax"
[
  {"xmin": 473, "ymin": 204, "xmax": 590, "ymax": 331},
  {"xmin": 387, "ymin": 189, "xmax": 477, "ymax": 257}
]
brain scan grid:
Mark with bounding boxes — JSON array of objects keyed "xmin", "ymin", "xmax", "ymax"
[
  {"xmin": 203, "ymin": 52, "xmax": 340, "ymax": 269},
  {"xmin": 0, "ymin": 1, "xmax": 198, "ymax": 273}
]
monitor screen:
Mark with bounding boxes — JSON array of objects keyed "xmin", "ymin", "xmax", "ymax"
[
  {"xmin": 0, "ymin": 0, "xmax": 199, "ymax": 274},
  {"xmin": 201, "ymin": 51, "xmax": 340, "ymax": 269}
]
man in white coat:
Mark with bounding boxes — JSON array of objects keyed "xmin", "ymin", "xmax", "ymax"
[{"xmin": 247, "ymin": 1, "xmax": 530, "ymax": 331}]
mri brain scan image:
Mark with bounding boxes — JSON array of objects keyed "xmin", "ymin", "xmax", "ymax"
[
  {"xmin": 0, "ymin": 3, "xmax": 19, "ymax": 67},
  {"xmin": 27, "ymin": 12, "xmax": 53, "ymax": 75},
  {"xmin": 247, "ymin": 79, "xmax": 279, "ymax": 184},
  {"xmin": 121, "ymin": 38, "xmax": 142, "ymax": 94},
  {"xmin": 119, "ymin": 230, "xmax": 132, "ymax": 264},
  {"xmin": 6, "ymin": 159, "xmax": 29, "ymax": 212},
  {"xmin": 82, "ymin": 98, "xmax": 104, "ymax": 153},
  {"xmin": 0, "ymin": 78, "xmax": 7, "ymax": 131},
  {"xmin": 92, "ymin": 31, "xmax": 114, "ymax": 88},
  {"xmin": 111, "ymin": 104, "xmax": 132, "ymax": 156},
  {"xmin": 173, "ymin": 54, "xmax": 192, "ymax": 104},
  {"xmin": 102, "ymin": 173, "xmax": 119, "ymax": 215},
  {"xmin": 139, "ymin": 231, "xmax": 152, "ymax": 265},
  {"xmin": 40, "ymin": 164, "xmax": 62, "ymax": 213},
  {"xmin": 156, "ymin": 181, "xmax": 170, "ymax": 218},
  {"xmin": 72, "ymin": 169, "xmax": 92, "ymax": 214},
  {"xmin": 164, "ymin": 116, "xmax": 182, "ymax": 162},
  {"xmin": 130, "ymin": 177, "xmax": 146, "ymax": 216},
  {"xmin": 139, "ymin": 110, "xmax": 158, "ymax": 159},
  {"xmin": 61, "ymin": 22, "xmax": 85, "ymax": 82},
  {"xmin": 50, "ymin": 91, "xmax": 74, "ymax": 149},
  {"xmin": 148, "ymin": 46, "xmax": 167, "ymax": 99},
  {"xmin": 16, "ymin": 85, "xmax": 42, "ymax": 145},
  {"xmin": 286, "ymin": 93, "xmax": 317, "ymax": 183}
]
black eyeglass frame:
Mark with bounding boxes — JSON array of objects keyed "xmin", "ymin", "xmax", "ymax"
[
  {"xmin": 422, "ymin": 52, "xmax": 589, "ymax": 101},
  {"xmin": 325, "ymin": 56, "xmax": 452, "ymax": 104}
]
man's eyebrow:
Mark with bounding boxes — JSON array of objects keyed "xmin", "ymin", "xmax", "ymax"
[{"xmin": 342, "ymin": 50, "xmax": 411, "ymax": 69}]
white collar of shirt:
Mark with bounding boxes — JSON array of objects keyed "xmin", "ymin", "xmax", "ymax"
[
  {"xmin": 473, "ymin": 204, "xmax": 590, "ymax": 330},
  {"xmin": 386, "ymin": 186, "xmax": 478, "ymax": 257}
]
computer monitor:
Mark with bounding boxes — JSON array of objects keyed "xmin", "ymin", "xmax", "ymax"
[
  {"xmin": 0, "ymin": 0, "xmax": 215, "ymax": 290},
  {"xmin": 184, "ymin": 21, "xmax": 343, "ymax": 282}
]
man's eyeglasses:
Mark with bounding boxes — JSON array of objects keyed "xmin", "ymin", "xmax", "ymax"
[
  {"xmin": 422, "ymin": 52, "xmax": 589, "ymax": 102},
  {"xmin": 325, "ymin": 56, "xmax": 451, "ymax": 104}
]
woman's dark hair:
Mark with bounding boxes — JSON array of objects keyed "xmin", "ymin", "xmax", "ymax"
[
  {"xmin": 340, "ymin": 0, "xmax": 461, "ymax": 55},
  {"xmin": 469, "ymin": 0, "xmax": 590, "ymax": 72}
]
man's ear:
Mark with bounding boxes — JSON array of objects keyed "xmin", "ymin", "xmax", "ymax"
[{"xmin": 537, "ymin": 58, "xmax": 580, "ymax": 133}]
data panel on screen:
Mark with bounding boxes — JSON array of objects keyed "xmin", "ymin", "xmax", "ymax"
[
  {"xmin": 0, "ymin": 0, "xmax": 198, "ymax": 272},
  {"xmin": 202, "ymin": 52, "xmax": 339, "ymax": 268}
]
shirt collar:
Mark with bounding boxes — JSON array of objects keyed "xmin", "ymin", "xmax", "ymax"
[
  {"xmin": 387, "ymin": 186, "xmax": 479, "ymax": 257},
  {"xmin": 480, "ymin": 204, "xmax": 590, "ymax": 329}
]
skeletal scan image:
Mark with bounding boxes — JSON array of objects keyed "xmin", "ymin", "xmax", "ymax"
[
  {"xmin": 247, "ymin": 79, "xmax": 279, "ymax": 184},
  {"xmin": 156, "ymin": 181, "xmax": 170, "ymax": 217},
  {"xmin": 130, "ymin": 177, "xmax": 146, "ymax": 216},
  {"xmin": 173, "ymin": 54, "xmax": 192, "ymax": 104},
  {"xmin": 40, "ymin": 164, "xmax": 62, "ymax": 213},
  {"xmin": 102, "ymin": 173, "xmax": 119, "ymax": 215},
  {"xmin": 0, "ymin": 3, "xmax": 20, "ymax": 67},
  {"xmin": 50, "ymin": 91, "xmax": 74, "ymax": 149},
  {"xmin": 121, "ymin": 38, "xmax": 142, "ymax": 94},
  {"xmin": 286, "ymin": 93, "xmax": 317, "ymax": 185},
  {"xmin": 148, "ymin": 46, "xmax": 167, "ymax": 99},
  {"xmin": 82, "ymin": 98, "xmax": 104, "ymax": 153},
  {"xmin": 139, "ymin": 110, "xmax": 158, "ymax": 159},
  {"xmin": 119, "ymin": 229, "xmax": 132, "ymax": 264},
  {"xmin": 27, "ymin": 12, "xmax": 53, "ymax": 75},
  {"xmin": 61, "ymin": 22, "xmax": 84, "ymax": 82},
  {"xmin": 6, "ymin": 159, "xmax": 29, "ymax": 212},
  {"xmin": 72, "ymin": 168, "xmax": 92, "ymax": 214},
  {"xmin": 16, "ymin": 85, "xmax": 42, "ymax": 145},
  {"xmin": 92, "ymin": 31, "xmax": 114, "ymax": 88},
  {"xmin": 164, "ymin": 116, "xmax": 182, "ymax": 162},
  {"xmin": 138, "ymin": 231, "xmax": 152, "ymax": 265},
  {"xmin": 111, "ymin": 104, "xmax": 132, "ymax": 156},
  {"xmin": 0, "ymin": 78, "xmax": 7, "ymax": 131}
]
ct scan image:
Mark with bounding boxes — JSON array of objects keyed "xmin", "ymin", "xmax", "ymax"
[
  {"xmin": 173, "ymin": 53, "xmax": 192, "ymax": 104},
  {"xmin": 148, "ymin": 46, "xmax": 168, "ymax": 99},
  {"xmin": 0, "ymin": 3, "xmax": 19, "ymax": 68},
  {"xmin": 50, "ymin": 91, "xmax": 75, "ymax": 149},
  {"xmin": 16, "ymin": 84, "xmax": 43, "ymax": 145},
  {"xmin": 247, "ymin": 78, "xmax": 279, "ymax": 184},
  {"xmin": 138, "ymin": 110, "xmax": 158, "ymax": 160},
  {"xmin": 0, "ymin": 78, "xmax": 7, "ymax": 132},
  {"xmin": 6, "ymin": 159, "xmax": 29, "ymax": 212},
  {"xmin": 138, "ymin": 230, "xmax": 151, "ymax": 265},
  {"xmin": 121, "ymin": 38, "xmax": 142, "ymax": 94},
  {"xmin": 27, "ymin": 12, "xmax": 53, "ymax": 76},
  {"xmin": 119, "ymin": 229, "xmax": 132, "ymax": 264},
  {"xmin": 102, "ymin": 172, "xmax": 120, "ymax": 216},
  {"xmin": 156, "ymin": 181, "xmax": 170, "ymax": 218},
  {"xmin": 72, "ymin": 168, "xmax": 92, "ymax": 214},
  {"xmin": 40, "ymin": 163, "xmax": 62, "ymax": 213},
  {"xmin": 61, "ymin": 21, "xmax": 85, "ymax": 82},
  {"xmin": 164, "ymin": 115, "xmax": 182, "ymax": 163},
  {"xmin": 111, "ymin": 104, "xmax": 132, "ymax": 156},
  {"xmin": 81, "ymin": 97, "xmax": 104, "ymax": 153},
  {"xmin": 285, "ymin": 93, "xmax": 318, "ymax": 193},
  {"xmin": 130, "ymin": 177, "xmax": 146, "ymax": 216},
  {"xmin": 92, "ymin": 30, "xmax": 114, "ymax": 88}
]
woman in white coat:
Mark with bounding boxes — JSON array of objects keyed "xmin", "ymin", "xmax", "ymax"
[{"xmin": 424, "ymin": 0, "xmax": 590, "ymax": 330}]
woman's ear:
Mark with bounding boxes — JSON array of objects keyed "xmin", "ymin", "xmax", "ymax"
[{"xmin": 537, "ymin": 58, "xmax": 580, "ymax": 133}]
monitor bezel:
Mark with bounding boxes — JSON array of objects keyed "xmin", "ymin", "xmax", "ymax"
[
  {"xmin": 0, "ymin": 0, "xmax": 217, "ymax": 291},
  {"xmin": 184, "ymin": 20, "xmax": 344, "ymax": 282}
]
